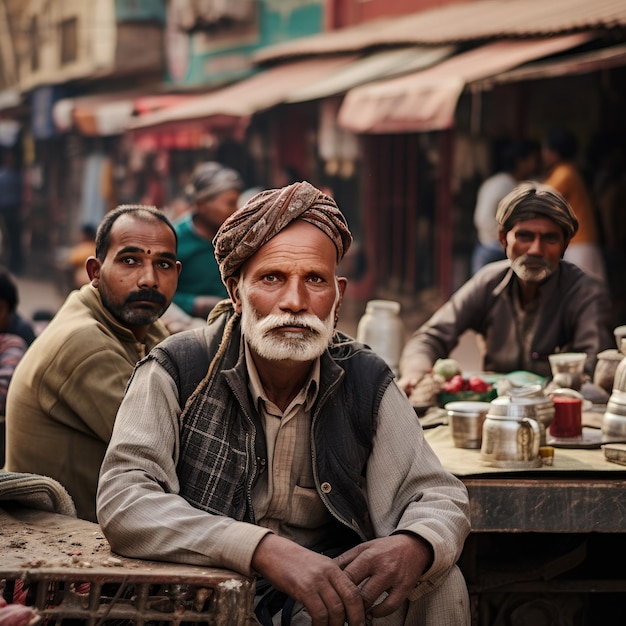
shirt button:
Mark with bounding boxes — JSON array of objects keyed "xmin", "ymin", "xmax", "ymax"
[{"xmin": 321, "ymin": 482, "xmax": 332, "ymax": 493}]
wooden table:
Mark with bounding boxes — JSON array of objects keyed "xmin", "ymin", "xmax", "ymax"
[
  {"xmin": 424, "ymin": 424, "xmax": 626, "ymax": 625},
  {"xmin": 0, "ymin": 505, "xmax": 255, "ymax": 625}
]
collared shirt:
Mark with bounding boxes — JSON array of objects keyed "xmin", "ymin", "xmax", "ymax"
[{"xmin": 246, "ymin": 344, "xmax": 334, "ymax": 547}]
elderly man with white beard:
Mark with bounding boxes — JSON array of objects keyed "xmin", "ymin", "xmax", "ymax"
[
  {"xmin": 96, "ymin": 181, "xmax": 472, "ymax": 626},
  {"xmin": 398, "ymin": 181, "xmax": 614, "ymax": 398}
]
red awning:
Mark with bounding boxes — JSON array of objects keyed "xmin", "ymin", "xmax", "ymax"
[
  {"xmin": 337, "ymin": 33, "xmax": 592, "ymax": 133},
  {"xmin": 128, "ymin": 56, "xmax": 356, "ymax": 133}
]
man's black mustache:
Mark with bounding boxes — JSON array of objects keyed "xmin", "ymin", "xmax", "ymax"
[{"xmin": 125, "ymin": 290, "xmax": 167, "ymax": 306}]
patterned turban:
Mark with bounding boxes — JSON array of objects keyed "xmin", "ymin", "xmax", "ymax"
[
  {"xmin": 496, "ymin": 181, "xmax": 579, "ymax": 244},
  {"xmin": 214, "ymin": 181, "xmax": 353, "ymax": 282}
]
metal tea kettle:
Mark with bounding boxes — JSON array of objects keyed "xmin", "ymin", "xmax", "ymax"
[
  {"xmin": 495, "ymin": 387, "xmax": 555, "ymax": 447},
  {"xmin": 481, "ymin": 399, "xmax": 542, "ymax": 468}
]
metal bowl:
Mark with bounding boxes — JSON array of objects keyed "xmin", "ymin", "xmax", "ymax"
[{"xmin": 445, "ymin": 401, "xmax": 490, "ymax": 449}]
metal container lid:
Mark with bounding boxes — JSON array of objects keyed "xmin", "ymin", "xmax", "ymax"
[
  {"xmin": 445, "ymin": 401, "xmax": 491, "ymax": 416},
  {"xmin": 487, "ymin": 396, "xmax": 542, "ymax": 419}
]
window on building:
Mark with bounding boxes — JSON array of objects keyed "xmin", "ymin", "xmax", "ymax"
[{"xmin": 60, "ymin": 17, "xmax": 78, "ymax": 65}]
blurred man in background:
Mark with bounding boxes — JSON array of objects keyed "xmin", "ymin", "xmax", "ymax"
[
  {"xmin": 542, "ymin": 127, "xmax": 606, "ymax": 284},
  {"xmin": 172, "ymin": 161, "xmax": 242, "ymax": 319}
]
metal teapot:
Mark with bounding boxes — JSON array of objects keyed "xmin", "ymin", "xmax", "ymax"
[
  {"xmin": 494, "ymin": 389, "xmax": 555, "ymax": 446},
  {"xmin": 481, "ymin": 399, "xmax": 542, "ymax": 468}
]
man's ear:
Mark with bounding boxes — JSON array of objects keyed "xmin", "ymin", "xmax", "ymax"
[
  {"xmin": 334, "ymin": 277, "xmax": 348, "ymax": 326},
  {"xmin": 86, "ymin": 256, "xmax": 101, "ymax": 286},
  {"xmin": 226, "ymin": 277, "xmax": 242, "ymax": 313},
  {"xmin": 497, "ymin": 228, "xmax": 508, "ymax": 251},
  {"xmin": 337, "ymin": 276, "xmax": 348, "ymax": 302}
]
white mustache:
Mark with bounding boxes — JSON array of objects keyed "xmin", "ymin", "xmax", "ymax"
[{"xmin": 255, "ymin": 313, "xmax": 328, "ymax": 337}]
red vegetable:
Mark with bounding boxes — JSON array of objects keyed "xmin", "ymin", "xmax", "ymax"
[
  {"xmin": 468, "ymin": 376, "xmax": 491, "ymax": 393},
  {"xmin": 443, "ymin": 375, "xmax": 466, "ymax": 393}
]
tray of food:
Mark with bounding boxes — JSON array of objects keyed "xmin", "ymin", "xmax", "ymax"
[{"xmin": 409, "ymin": 358, "xmax": 497, "ymax": 408}]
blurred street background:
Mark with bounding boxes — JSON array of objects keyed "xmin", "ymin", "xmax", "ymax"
[
  {"xmin": 14, "ymin": 273, "xmax": 63, "ymax": 323},
  {"xmin": 1, "ymin": 0, "xmax": 625, "ymax": 341}
]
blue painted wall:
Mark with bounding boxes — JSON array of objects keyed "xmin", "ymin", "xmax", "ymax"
[
  {"xmin": 166, "ymin": 0, "xmax": 324, "ymax": 87},
  {"xmin": 115, "ymin": 0, "xmax": 166, "ymax": 23}
]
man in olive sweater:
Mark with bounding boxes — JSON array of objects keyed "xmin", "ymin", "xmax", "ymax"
[{"xmin": 5, "ymin": 205, "xmax": 181, "ymax": 521}]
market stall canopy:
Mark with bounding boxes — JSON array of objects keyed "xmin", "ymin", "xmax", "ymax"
[
  {"xmin": 255, "ymin": 0, "xmax": 626, "ymax": 63},
  {"xmin": 472, "ymin": 41, "xmax": 626, "ymax": 87},
  {"xmin": 128, "ymin": 56, "xmax": 356, "ymax": 132},
  {"xmin": 286, "ymin": 45, "xmax": 456, "ymax": 103},
  {"xmin": 337, "ymin": 33, "xmax": 592, "ymax": 133},
  {"xmin": 53, "ymin": 92, "xmax": 193, "ymax": 136}
]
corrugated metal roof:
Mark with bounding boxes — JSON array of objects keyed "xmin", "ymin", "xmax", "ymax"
[{"xmin": 255, "ymin": 0, "xmax": 626, "ymax": 63}]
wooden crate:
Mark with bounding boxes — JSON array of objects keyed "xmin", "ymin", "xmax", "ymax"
[{"xmin": 1, "ymin": 505, "xmax": 255, "ymax": 625}]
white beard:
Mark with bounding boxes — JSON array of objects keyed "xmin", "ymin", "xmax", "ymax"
[
  {"xmin": 511, "ymin": 255, "xmax": 555, "ymax": 283},
  {"xmin": 239, "ymin": 284, "xmax": 338, "ymax": 362}
]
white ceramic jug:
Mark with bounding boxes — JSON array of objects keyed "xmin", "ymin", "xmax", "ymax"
[{"xmin": 356, "ymin": 300, "xmax": 404, "ymax": 377}]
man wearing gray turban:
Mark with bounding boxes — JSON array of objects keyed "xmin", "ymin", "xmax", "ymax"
[
  {"xmin": 172, "ymin": 161, "xmax": 243, "ymax": 318},
  {"xmin": 399, "ymin": 181, "xmax": 613, "ymax": 399},
  {"xmin": 98, "ymin": 181, "xmax": 472, "ymax": 625}
]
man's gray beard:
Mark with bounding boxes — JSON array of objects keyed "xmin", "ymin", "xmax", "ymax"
[
  {"xmin": 239, "ymin": 286, "xmax": 337, "ymax": 362},
  {"xmin": 510, "ymin": 255, "xmax": 554, "ymax": 283}
]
